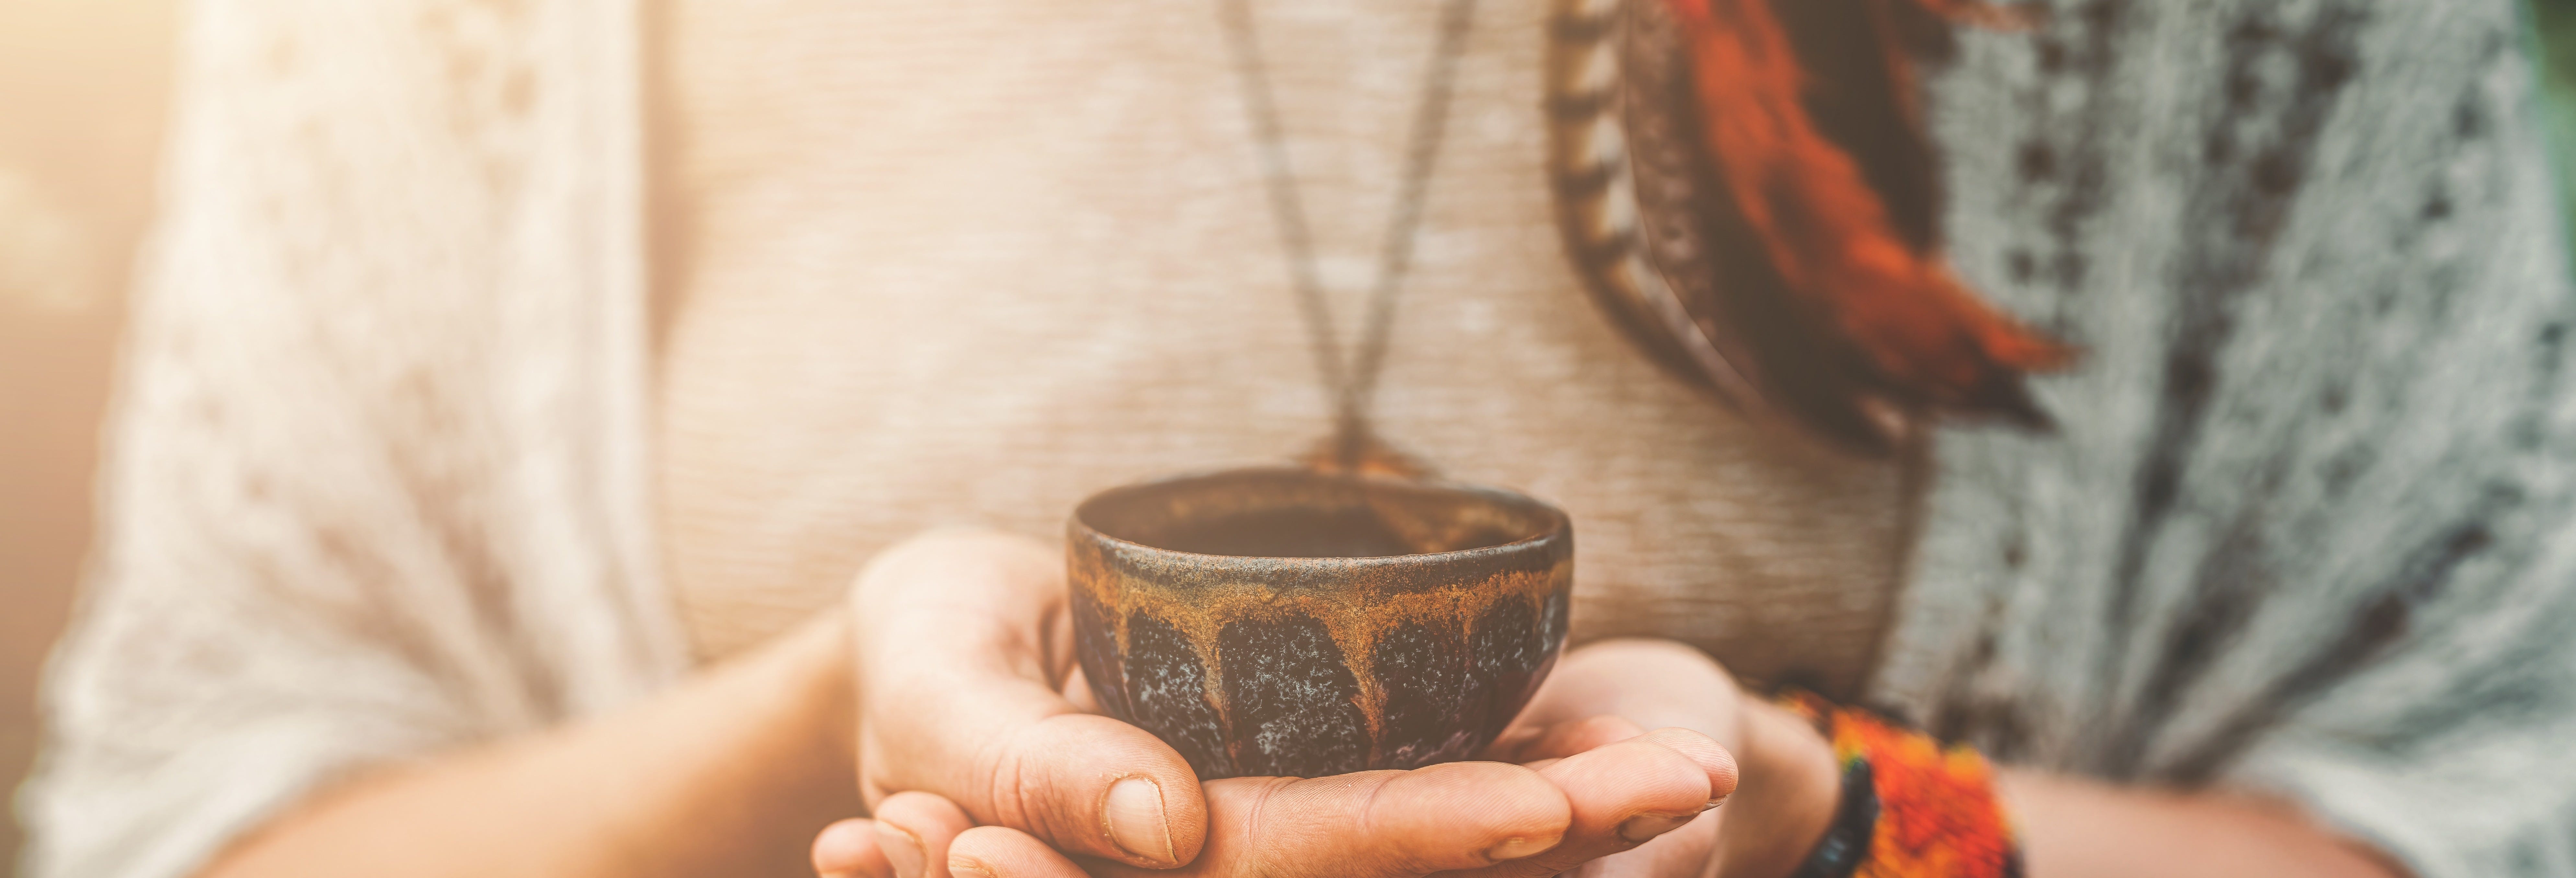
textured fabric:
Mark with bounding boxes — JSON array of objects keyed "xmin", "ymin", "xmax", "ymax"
[
  {"xmin": 652, "ymin": 0, "xmax": 1914, "ymax": 688},
  {"xmin": 16, "ymin": 2, "xmax": 686, "ymax": 877},
  {"xmin": 21, "ymin": 1, "xmax": 2576, "ymax": 877},
  {"xmin": 1877, "ymin": 1, "xmax": 2576, "ymax": 874}
]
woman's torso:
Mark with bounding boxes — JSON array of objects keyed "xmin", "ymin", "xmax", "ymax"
[{"xmin": 652, "ymin": 0, "xmax": 1917, "ymax": 694}]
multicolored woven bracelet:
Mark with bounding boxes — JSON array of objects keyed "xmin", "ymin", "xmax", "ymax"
[{"xmin": 1780, "ymin": 693, "xmax": 2024, "ymax": 878}]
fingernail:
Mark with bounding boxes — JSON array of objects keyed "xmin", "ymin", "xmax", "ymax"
[
  {"xmin": 1483, "ymin": 833, "xmax": 1562, "ymax": 861},
  {"xmin": 1617, "ymin": 812, "xmax": 1698, "ymax": 843},
  {"xmin": 1704, "ymin": 794, "xmax": 1729, "ymax": 811},
  {"xmin": 875, "ymin": 823, "xmax": 927, "ymax": 878},
  {"xmin": 949, "ymin": 863, "xmax": 1000, "ymax": 878},
  {"xmin": 1103, "ymin": 776, "xmax": 1177, "ymax": 865}
]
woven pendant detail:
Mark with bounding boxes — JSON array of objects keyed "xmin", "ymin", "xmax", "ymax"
[{"xmin": 1545, "ymin": 0, "xmax": 2072, "ymax": 453}]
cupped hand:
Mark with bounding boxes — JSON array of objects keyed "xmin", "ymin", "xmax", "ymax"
[
  {"xmin": 814, "ymin": 529, "xmax": 1739, "ymax": 878},
  {"xmin": 1490, "ymin": 639, "xmax": 1844, "ymax": 878}
]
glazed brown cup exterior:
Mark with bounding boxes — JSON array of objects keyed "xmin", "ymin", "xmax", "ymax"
[{"xmin": 1068, "ymin": 467, "xmax": 1573, "ymax": 780}]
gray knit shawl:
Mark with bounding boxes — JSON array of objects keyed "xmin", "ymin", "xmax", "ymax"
[{"xmin": 1881, "ymin": 1, "xmax": 2576, "ymax": 873}]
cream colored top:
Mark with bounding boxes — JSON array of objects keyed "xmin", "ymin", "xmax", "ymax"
[{"xmin": 654, "ymin": 0, "xmax": 1913, "ymax": 686}]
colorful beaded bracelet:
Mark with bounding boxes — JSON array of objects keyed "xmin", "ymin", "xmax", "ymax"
[{"xmin": 1781, "ymin": 693, "xmax": 2024, "ymax": 878}]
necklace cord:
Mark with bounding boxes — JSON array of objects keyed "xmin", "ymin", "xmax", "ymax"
[{"xmin": 1217, "ymin": 0, "xmax": 1480, "ymax": 467}]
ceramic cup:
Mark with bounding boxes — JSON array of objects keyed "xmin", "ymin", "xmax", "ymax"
[{"xmin": 1068, "ymin": 467, "xmax": 1573, "ymax": 779}]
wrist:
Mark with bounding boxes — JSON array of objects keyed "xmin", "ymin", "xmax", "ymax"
[
  {"xmin": 1712, "ymin": 697, "xmax": 1842, "ymax": 878},
  {"xmin": 765, "ymin": 610, "xmax": 859, "ymax": 784}
]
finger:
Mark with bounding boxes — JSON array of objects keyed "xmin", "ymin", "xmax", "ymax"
[
  {"xmin": 1510, "ymin": 727, "xmax": 1735, "ymax": 844},
  {"xmin": 873, "ymin": 792, "xmax": 977, "ymax": 878},
  {"xmin": 1507, "ymin": 640, "xmax": 1743, "ymax": 746},
  {"xmin": 1461, "ymin": 731, "xmax": 1735, "ymax": 878},
  {"xmin": 876, "ymin": 713, "xmax": 1199, "ymax": 866},
  {"xmin": 852, "ymin": 531, "xmax": 1208, "ymax": 868},
  {"xmin": 946, "ymin": 826, "xmax": 1090, "ymax": 878},
  {"xmin": 1089, "ymin": 764, "xmax": 1575, "ymax": 878},
  {"xmin": 1635, "ymin": 728, "xmax": 1738, "ymax": 806},
  {"xmin": 1486, "ymin": 733, "xmax": 1726, "ymax": 876},
  {"xmin": 1495, "ymin": 715, "xmax": 1648, "ymax": 763},
  {"xmin": 814, "ymin": 818, "xmax": 896, "ymax": 878},
  {"xmin": 1559, "ymin": 813, "xmax": 1721, "ymax": 878},
  {"xmin": 1553, "ymin": 731, "xmax": 1739, "ymax": 877}
]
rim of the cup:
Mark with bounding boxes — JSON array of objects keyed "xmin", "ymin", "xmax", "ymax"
[{"xmin": 1069, "ymin": 465, "xmax": 1570, "ymax": 564}]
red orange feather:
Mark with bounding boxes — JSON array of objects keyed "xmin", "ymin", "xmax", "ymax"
[{"xmin": 1662, "ymin": 0, "xmax": 2072, "ymax": 415}]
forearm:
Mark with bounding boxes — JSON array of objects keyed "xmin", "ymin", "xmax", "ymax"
[
  {"xmin": 201, "ymin": 614, "xmax": 859, "ymax": 878},
  {"xmin": 1717, "ymin": 701, "xmax": 2403, "ymax": 878},
  {"xmin": 2003, "ymin": 771, "xmax": 2404, "ymax": 878}
]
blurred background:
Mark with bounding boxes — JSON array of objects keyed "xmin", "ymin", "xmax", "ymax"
[
  {"xmin": 2, "ymin": 1, "xmax": 2575, "ymax": 873},
  {"xmin": 1, "ymin": 0, "xmax": 178, "ymax": 869}
]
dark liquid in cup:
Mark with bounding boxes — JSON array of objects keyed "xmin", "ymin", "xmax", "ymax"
[
  {"xmin": 1148, "ymin": 506, "xmax": 1524, "ymax": 560},
  {"xmin": 1152, "ymin": 506, "xmax": 1414, "ymax": 558}
]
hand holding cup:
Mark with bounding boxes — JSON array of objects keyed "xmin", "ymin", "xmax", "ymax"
[{"xmin": 819, "ymin": 529, "xmax": 1737, "ymax": 878}]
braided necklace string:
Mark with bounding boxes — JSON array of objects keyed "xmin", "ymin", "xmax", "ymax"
[{"xmin": 1216, "ymin": 0, "xmax": 1480, "ymax": 469}]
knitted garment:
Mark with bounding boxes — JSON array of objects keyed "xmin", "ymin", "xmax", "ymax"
[
  {"xmin": 1876, "ymin": 9, "xmax": 2576, "ymax": 877},
  {"xmin": 22, "ymin": 2, "xmax": 2576, "ymax": 878},
  {"xmin": 20, "ymin": 3, "xmax": 687, "ymax": 877}
]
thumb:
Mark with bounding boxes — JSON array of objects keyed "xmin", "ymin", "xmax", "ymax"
[
  {"xmin": 948, "ymin": 764, "xmax": 1580, "ymax": 878},
  {"xmin": 854, "ymin": 530, "xmax": 1209, "ymax": 868},
  {"xmin": 811, "ymin": 817, "xmax": 893, "ymax": 878}
]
